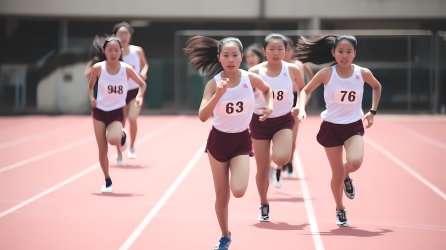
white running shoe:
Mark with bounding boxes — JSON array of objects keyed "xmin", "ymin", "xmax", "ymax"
[
  {"xmin": 101, "ymin": 184, "xmax": 112, "ymax": 193},
  {"xmin": 128, "ymin": 147, "xmax": 137, "ymax": 159},
  {"xmin": 273, "ymin": 169, "xmax": 282, "ymax": 188},
  {"xmin": 119, "ymin": 128, "xmax": 129, "ymax": 152},
  {"xmin": 286, "ymin": 172, "xmax": 295, "ymax": 178},
  {"xmin": 336, "ymin": 209, "xmax": 349, "ymax": 227},
  {"xmin": 116, "ymin": 153, "xmax": 123, "ymax": 166},
  {"xmin": 269, "ymin": 166, "xmax": 276, "ymax": 184},
  {"xmin": 258, "ymin": 204, "xmax": 270, "ymax": 222}
]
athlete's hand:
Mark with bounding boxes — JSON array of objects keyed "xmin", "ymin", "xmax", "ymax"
[
  {"xmin": 362, "ymin": 112, "xmax": 374, "ymax": 128},
  {"xmin": 91, "ymin": 99, "xmax": 97, "ymax": 108},
  {"xmin": 135, "ymin": 96, "xmax": 143, "ymax": 108},
  {"xmin": 257, "ymin": 106, "xmax": 273, "ymax": 122},
  {"xmin": 297, "ymin": 110, "xmax": 307, "ymax": 123},
  {"xmin": 291, "ymin": 107, "xmax": 300, "ymax": 117},
  {"xmin": 215, "ymin": 78, "xmax": 228, "ymax": 98}
]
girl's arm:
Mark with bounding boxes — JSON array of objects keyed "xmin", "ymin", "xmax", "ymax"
[
  {"xmin": 248, "ymin": 72, "xmax": 273, "ymax": 121},
  {"xmin": 84, "ymin": 60, "xmax": 95, "ymax": 78},
  {"xmin": 87, "ymin": 64, "xmax": 101, "ymax": 108},
  {"xmin": 288, "ymin": 64, "xmax": 305, "ymax": 117},
  {"xmin": 136, "ymin": 46, "xmax": 149, "ymax": 80},
  {"xmin": 199, "ymin": 78, "xmax": 227, "ymax": 122},
  {"xmin": 361, "ymin": 68, "xmax": 382, "ymax": 128},
  {"xmin": 298, "ymin": 68, "xmax": 331, "ymax": 122},
  {"xmin": 126, "ymin": 66, "xmax": 147, "ymax": 108}
]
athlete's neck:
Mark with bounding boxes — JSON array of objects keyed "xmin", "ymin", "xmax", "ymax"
[
  {"xmin": 336, "ymin": 64, "xmax": 354, "ymax": 78},
  {"xmin": 222, "ymin": 70, "xmax": 240, "ymax": 82},
  {"xmin": 265, "ymin": 61, "xmax": 282, "ymax": 71},
  {"xmin": 122, "ymin": 44, "xmax": 131, "ymax": 56}
]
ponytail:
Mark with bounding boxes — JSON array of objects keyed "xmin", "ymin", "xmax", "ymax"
[
  {"xmin": 184, "ymin": 36, "xmax": 244, "ymax": 77},
  {"xmin": 88, "ymin": 35, "xmax": 107, "ymax": 64},
  {"xmin": 296, "ymin": 34, "xmax": 357, "ymax": 65}
]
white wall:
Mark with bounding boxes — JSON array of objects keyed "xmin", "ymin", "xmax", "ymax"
[{"xmin": 37, "ymin": 62, "xmax": 90, "ymax": 113}]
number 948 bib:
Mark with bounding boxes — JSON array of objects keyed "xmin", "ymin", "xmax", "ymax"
[
  {"xmin": 220, "ymin": 99, "xmax": 252, "ymax": 116},
  {"xmin": 334, "ymin": 89, "xmax": 360, "ymax": 104}
]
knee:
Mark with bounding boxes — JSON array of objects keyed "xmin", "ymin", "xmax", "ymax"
[
  {"xmin": 347, "ymin": 158, "xmax": 363, "ymax": 172},
  {"xmin": 231, "ymin": 188, "xmax": 246, "ymax": 198},
  {"xmin": 107, "ymin": 135, "xmax": 120, "ymax": 146},
  {"xmin": 272, "ymin": 153, "xmax": 291, "ymax": 167},
  {"xmin": 128, "ymin": 116, "xmax": 137, "ymax": 124}
]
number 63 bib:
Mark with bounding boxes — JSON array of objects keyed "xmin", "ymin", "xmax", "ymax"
[
  {"xmin": 334, "ymin": 89, "xmax": 361, "ymax": 104},
  {"xmin": 220, "ymin": 99, "xmax": 252, "ymax": 116}
]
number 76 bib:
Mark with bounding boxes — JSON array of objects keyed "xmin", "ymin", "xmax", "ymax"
[
  {"xmin": 220, "ymin": 99, "xmax": 251, "ymax": 116},
  {"xmin": 334, "ymin": 89, "xmax": 360, "ymax": 104}
]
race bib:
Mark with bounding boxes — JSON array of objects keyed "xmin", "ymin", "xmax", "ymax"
[
  {"xmin": 272, "ymin": 89, "xmax": 288, "ymax": 102},
  {"xmin": 334, "ymin": 89, "xmax": 360, "ymax": 104},
  {"xmin": 220, "ymin": 99, "xmax": 250, "ymax": 116},
  {"xmin": 105, "ymin": 85, "xmax": 124, "ymax": 95}
]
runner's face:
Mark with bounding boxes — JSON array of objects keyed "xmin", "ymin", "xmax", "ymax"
[
  {"xmin": 116, "ymin": 27, "xmax": 131, "ymax": 47},
  {"xmin": 217, "ymin": 42, "xmax": 242, "ymax": 73},
  {"xmin": 245, "ymin": 50, "xmax": 260, "ymax": 68},
  {"xmin": 332, "ymin": 39, "xmax": 356, "ymax": 67},
  {"xmin": 103, "ymin": 41, "xmax": 122, "ymax": 62},
  {"xmin": 264, "ymin": 38, "xmax": 285, "ymax": 64},
  {"xmin": 284, "ymin": 44, "xmax": 294, "ymax": 63}
]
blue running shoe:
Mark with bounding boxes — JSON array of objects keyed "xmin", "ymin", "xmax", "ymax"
[{"xmin": 214, "ymin": 232, "xmax": 231, "ymax": 250}]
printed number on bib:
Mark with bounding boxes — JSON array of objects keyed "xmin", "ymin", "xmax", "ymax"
[
  {"xmin": 108, "ymin": 85, "xmax": 124, "ymax": 94},
  {"xmin": 272, "ymin": 90, "xmax": 288, "ymax": 102},
  {"xmin": 220, "ymin": 99, "xmax": 249, "ymax": 116},
  {"xmin": 334, "ymin": 89, "xmax": 360, "ymax": 104}
]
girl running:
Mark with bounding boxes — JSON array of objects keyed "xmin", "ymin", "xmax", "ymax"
[
  {"xmin": 184, "ymin": 36, "xmax": 273, "ymax": 249},
  {"xmin": 297, "ymin": 35, "xmax": 382, "ymax": 226},
  {"xmin": 112, "ymin": 21, "xmax": 149, "ymax": 164},
  {"xmin": 282, "ymin": 36, "xmax": 314, "ymax": 177},
  {"xmin": 87, "ymin": 36, "xmax": 147, "ymax": 193},
  {"xmin": 249, "ymin": 33, "xmax": 305, "ymax": 222},
  {"xmin": 244, "ymin": 43, "xmax": 265, "ymax": 68}
]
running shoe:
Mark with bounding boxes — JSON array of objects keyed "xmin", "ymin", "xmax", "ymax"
[
  {"xmin": 269, "ymin": 166, "xmax": 276, "ymax": 184},
  {"xmin": 344, "ymin": 176, "xmax": 355, "ymax": 200},
  {"xmin": 119, "ymin": 128, "xmax": 129, "ymax": 152},
  {"xmin": 128, "ymin": 147, "xmax": 137, "ymax": 159},
  {"xmin": 274, "ymin": 169, "xmax": 282, "ymax": 188},
  {"xmin": 116, "ymin": 153, "xmax": 123, "ymax": 166},
  {"xmin": 258, "ymin": 204, "xmax": 270, "ymax": 222},
  {"xmin": 101, "ymin": 178, "xmax": 112, "ymax": 193},
  {"xmin": 214, "ymin": 232, "xmax": 231, "ymax": 250},
  {"xmin": 336, "ymin": 209, "xmax": 349, "ymax": 227},
  {"xmin": 286, "ymin": 163, "xmax": 295, "ymax": 178}
]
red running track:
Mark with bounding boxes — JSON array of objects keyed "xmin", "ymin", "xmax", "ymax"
[{"xmin": 0, "ymin": 115, "xmax": 445, "ymax": 249}]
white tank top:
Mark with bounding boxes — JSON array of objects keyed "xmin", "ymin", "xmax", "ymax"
[
  {"xmin": 212, "ymin": 70, "xmax": 255, "ymax": 133},
  {"xmin": 254, "ymin": 61, "xmax": 294, "ymax": 118},
  {"xmin": 96, "ymin": 61, "xmax": 128, "ymax": 111},
  {"xmin": 321, "ymin": 64, "xmax": 364, "ymax": 124},
  {"xmin": 122, "ymin": 45, "xmax": 141, "ymax": 90}
]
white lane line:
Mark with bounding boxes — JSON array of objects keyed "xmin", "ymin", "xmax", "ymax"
[
  {"xmin": 392, "ymin": 122, "xmax": 446, "ymax": 150},
  {"xmin": 0, "ymin": 120, "xmax": 87, "ymax": 149},
  {"xmin": 119, "ymin": 142, "xmax": 206, "ymax": 250},
  {"xmin": 294, "ymin": 150, "xmax": 325, "ymax": 250},
  {"xmin": 364, "ymin": 136, "xmax": 446, "ymax": 200},
  {"xmin": 0, "ymin": 116, "xmax": 184, "ymax": 218},
  {"xmin": 0, "ymin": 136, "xmax": 95, "ymax": 173}
]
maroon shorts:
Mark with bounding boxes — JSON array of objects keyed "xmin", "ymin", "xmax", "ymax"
[
  {"xmin": 316, "ymin": 119, "xmax": 365, "ymax": 147},
  {"xmin": 249, "ymin": 112, "xmax": 295, "ymax": 140},
  {"xmin": 205, "ymin": 126, "xmax": 254, "ymax": 163},
  {"xmin": 126, "ymin": 88, "xmax": 139, "ymax": 104},
  {"xmin": 91, "ymin": 107, "xmax": 124, "ymax": 127}
]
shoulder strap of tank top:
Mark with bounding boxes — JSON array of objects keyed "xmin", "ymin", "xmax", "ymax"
[
  {"xmin": 119, "ymin": 61, "xmax": 126, "ymax": 74},
  {"xmin": 101, "ymin": 61, "xmax": 106, "ymax": 73},
  {"xmin": 282, "ymin": 61, "xmax": 290, "ymax": 75},
  {"xmin": 242, "ymin": 70, "xmax": 253, "ymax": 88},
  {"xmin": 258, "ymin": 63, "xmax": 266, "ymax": 77},
  {"xmin": 331, "ymin": 65, "xmax": 338, "ymax": 79},
  {"xmin": 213, "ymin": 71, "xmax": 222, "ymax": 85}
]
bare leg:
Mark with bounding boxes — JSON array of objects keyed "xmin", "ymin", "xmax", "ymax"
[
  {"xmin": 126, "ymin": 98, "xmax": 142, "ymax": 148},
  {"xmin": 343, "ymin": 135, "xmax": 364, "ymax": 178},
  {"xmin": 253, "ymin": 139, "xmax": 271, "ymax": 205},
  {"xmin": 271, "ymin": 129, "xmax": 293, "ymax": 170},
  {"xmin": 324, "ymin": 146, "xmax": 345, "ymax": 210},
  {"xmin": 92, "ymin": 118, "xmax": 109, "ymax": 178}
]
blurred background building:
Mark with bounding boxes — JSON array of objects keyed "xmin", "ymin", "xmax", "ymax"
[{"xmin": 1, "ymin": 0, "xmax": 445, "ymax": 114}]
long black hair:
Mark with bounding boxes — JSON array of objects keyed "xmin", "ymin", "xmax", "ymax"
[
  {"xmin": 89, "ymin": 35, "xmax": 107, "ymax": 64},
  {"xmin": 296, "ymin": 35, "xmax": 357, "ymax": 65},
  {"xmin": 184, "ymin": 36, "xmax": 244, "ymax": 77},
  {"xmin": 112, "ymin": 21, "xmax": 134, "ymax": 35},
  {"xmin": 263, "ymin": 33, "xmax": 288, "ymax": 49}
]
